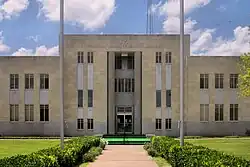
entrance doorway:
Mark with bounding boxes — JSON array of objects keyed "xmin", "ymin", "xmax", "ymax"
[{"xmin": 116, "ymin": 114, "xmax": 133, "ymax": 133}]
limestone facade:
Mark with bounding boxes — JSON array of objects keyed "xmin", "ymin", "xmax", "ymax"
[{"xmin": 0, "ymin": 35, "xmax": 249, "ymax": 136}]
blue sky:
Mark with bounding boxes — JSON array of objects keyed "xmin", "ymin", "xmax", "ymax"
[{"xmin": 0, "ymin": 0, "xmax": 249, "ymax": 56}]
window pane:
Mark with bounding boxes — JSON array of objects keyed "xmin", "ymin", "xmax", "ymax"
[
  {"xmin": 45, "ymin": 107, "xmax": 49, "ymax": 121},
  {"xmin": 166, "ymin": 90, "xmax": 171, "ymax": 107},
  {"xmin": 45, "ymin": 75, "xmax": 49, "ymax": 89},
  {"xmin": 25, "ymin": 75, "xmax": 29, "ymax": 89},
  {"xmin": 156, "ymin": 90, "xmax": 161, "ymax": 107},
  {"xmin": 78, "ymin": 90, "xmax": 83, "ymax": 107},
  {"xmin": 88, "ymin": 90, "xmax": 93, "ymax": 107}
]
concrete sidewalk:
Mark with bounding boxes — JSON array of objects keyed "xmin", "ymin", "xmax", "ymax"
[{"xmin": 88, "ymin": 145, "xmax": 158, "ymax": 167}]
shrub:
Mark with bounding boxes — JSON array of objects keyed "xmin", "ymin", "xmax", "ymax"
[
  {"xmin": 0, "ymin": 136, "xmax": 100, "ymax": 167},
  {"xmin": 147, "ymin": 147, "xmax": 158, "ymax": 157},
  {"xmin": 83, "ymin": 147, "xmax": 103, "ymax": 163},
  {"xmin": 143, "ymin": 142, "xmax": 151, "ymax": 151},
  {"xmin": 99, "ymin": 138, "xmax": 108, "ymax": 150},
  {"xmin": 144, "ymin": 136, "xmax": 250, "ymax": 167},
  {"xmin": 0, "ymin": 154, "xmax": 59, "ymax": 167}
]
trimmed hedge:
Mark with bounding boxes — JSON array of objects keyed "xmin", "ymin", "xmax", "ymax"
[
  {"xmin": 145, "ymin": 136, "xmax": 250, "ymax": 167},
  {"xmin": 0, "ymin": 136, "xmax": 100, "ymax": 167}
]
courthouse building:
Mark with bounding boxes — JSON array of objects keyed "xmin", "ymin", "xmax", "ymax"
[{"xmin": 0, "ymin": 34, "xmax": 249, "ymax": 136}]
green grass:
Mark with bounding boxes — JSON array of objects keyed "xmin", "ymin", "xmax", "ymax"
[
  {"xmin": 0, "ymin": 139, "xmax": 60, "ymax": 158},
  {"xmin": 79, "ymin": 163, "xmax": 88, "ymax": 167},
  {"xmin": 187, "ymin": 138, "xmax": 250, "ymax": 160},
  {"xmin": 153, "ymin": 157, "xmax": 171, "ymax": 167}
]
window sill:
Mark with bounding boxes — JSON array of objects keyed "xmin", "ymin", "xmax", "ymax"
[
  {"xmin": 87, "ymin": 129, "xmax": 94, "ymax": 131},
  {"xmin": 39, "ymin": 121, "xmax": 50, "ymax": 124},
  {"xmin": 155, "ymin": 129, "xmax": 162, "ymax": 131},
  {"xmin": 229, "ymin": 120, "xmax": 239, "ymax": 123},
  {"xmin": 200, "ymin": 121, "xmax": 209, "ymax": 123},
  {"xmin": 165, "ymin": 129, "xmax": 172, "ymax": 131},
  {"xmin": 77, "ymin": 129, "xmax": 84, "ymax": 131},
  {"xmin": 25, "ymin": 121, "xmax": 34, "ymax": 123},
  {"xmin": 9, "ymin": 121, "xmax": 19, "ymax": 123},
  {"xmin": 215, "ymin": 121, "xmax": 224, "ymax": 123}
]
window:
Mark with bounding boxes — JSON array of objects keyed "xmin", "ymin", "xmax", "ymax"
[
  {"xmin": 156, "ymin": 90, "xmax": 161, "ymax": 107},
  {"xmin": 115, "ymin": 53, "xmax": 122, "ymax": 69},
  {"xmin": 77, "ymin": 119, "xmax": 84, "ymax": 130},
  {"xmin": 156, "ymin": 52, "xmax": 162, "ymax": 63},
  {"xmin": 125, "ymin": 107, "xmax": 132, "ymax": 113},
  {"xmin": 117, "ymin": 106, "xmax": 133, "ymax": 113},
  {"xmin": 125, "ymin": 78, "xmax": 129, "ymax": 92},
  {"xmin": 127, "ymin": 53, "xmax": 134, "ymax": 69},
  {"xmin": 230, "ymin": 104, "xmax": 238, "ymax": 121},
  {"xmin": 10, "ymin": 74, "xmax": 19, "ymax": 89},
  {"xmin": 87, "ymin": 52, "xmax": 94, "ymax": 63},
  {"xmin": 40, "ymin": 104, "xmax": 49, "ymax": 121},
  {"xmin": 10, "ymin": 104, "xmax": 19, "ymax": 121},
  {"xmin": 25, "ymin": 74, "xmax": 34, "ymax": 89},
  {"xmin": 215, "ymin": 73, "xmax": 224, "ymax": 89},
  {"xmin": 215, "ymin": 104, "xmax": 224, "ymax": 121},
  {"xmin": 115, "ymin": 79, "xmax": 117, "ymax": 92},
  {"xmin": 165, "ymin": 118, "xmax": 171, "ymax": 130},
  {"xmin": 131, "ymin": 79, "xmax": 135, "ymax": 92},
  {"xmin": 87, "ymin": 119, "xmax": 94, "ymax": 130},
  {"xmin": 78, "ymin": 90, "xmax": 83, "ymax": 107},
  {"xmin": 230, "ymin": 74, "xmax": 238, "ymax": 89},
  {"xmin": 155, "ymin": 119, "xmax": 162, "ymax": 130},
  {"xmin": 200, "ymin": 104, "xmax": 209, "ymax": 122},
  {"xmin": 77, "ymin": 51, "xmax": 84, "ymax": 63},
  {"xmin": 40, "ymin": 74, "xmax": 49, "ymax": 89},
  {"xmin": 166, "ymin": 90, "xmax": 171, "ymax": 107},
  {"xmin": 116, "ymin": 78, "xmax": 134, "ymax": 92},
  {"xmin": 88, "ymin": 90, "xmax": 93, "ymax": 107},
  {"xmin": 200, "ymin": 74, "xmax": 209, "ymax": 89},
  {"xmin": 120, "ymin": 79, "xmax": 124, "ymax": 92},
  {"xmin": 25, "ymin": 104, "xmax": 34, "ymax": 121},
  {"xmin": 165, "ymin": 52, "xmax": 172, "ymax": 64}
]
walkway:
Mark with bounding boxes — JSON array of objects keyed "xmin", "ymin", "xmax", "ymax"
[{"xmin": 88, "ymin": 145, "xmax": 158, "ymax": 167}]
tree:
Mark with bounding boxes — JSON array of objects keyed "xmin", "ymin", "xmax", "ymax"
[{"xmin": 238, "ymin": 52, "xmax": 250, "ymax": 97}]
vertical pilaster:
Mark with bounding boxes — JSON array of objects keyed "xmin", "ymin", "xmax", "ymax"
[
  {"xmin": 134, "ymin": 51, "xmax": 142, "ymax": 134},
  {"xmin": 107, "ymin": 51, "xmax": 115, "ymax": 134}
]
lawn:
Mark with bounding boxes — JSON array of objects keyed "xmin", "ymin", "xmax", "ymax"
[
  {"xmin": 187, "ymin": 138, "xmax": 250, "ymax": 160},
  {"xmin": 0, "ymin": 139, "xmax": 60, "ymax": 158}
]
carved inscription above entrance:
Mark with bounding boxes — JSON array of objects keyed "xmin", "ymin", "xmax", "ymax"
[
  {"xmin": 120, "ymin": 40, "xmax": 129, "ymax": 48},
  {"xmin": 79, "ymin": 39, "xmax": 163, "ymax": 48}
]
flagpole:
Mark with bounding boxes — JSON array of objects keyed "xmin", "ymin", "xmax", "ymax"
[
  {"xmin": 60, "ymin": 0, "xmax": 65, "ymax": 149},
  {"xmin": 179, "ymin": 0, "xmax": 185, "ymax": 147}
]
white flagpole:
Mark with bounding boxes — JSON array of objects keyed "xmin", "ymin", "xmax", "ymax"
[
  {"xmin": 179, "ymin": 0, "xmax": 185, "ymax": 147},
  {"xmin": 60, "ymin": 0, "xmax": 65, "ymax": 149}
]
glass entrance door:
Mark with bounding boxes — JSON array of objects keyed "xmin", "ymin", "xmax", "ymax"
[{"xmin": 117, "ymin": 114, "xmax": 133, "ymax": 133}]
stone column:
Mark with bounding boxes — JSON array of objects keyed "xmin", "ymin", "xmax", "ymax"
[
  {"xmin": 134, "ymin": 51, "xmax": 142, "ymax": 134},
  {"xmin": 107, "ymin": 51, "xmax": 115, "ymax": 134}
]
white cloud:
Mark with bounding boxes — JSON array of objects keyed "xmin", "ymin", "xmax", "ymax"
[
  {"xmin": 0, "ymin": 0, "xmax": 29, "ymax": 21},
  {"xmin": 0, "ymin": 31, "xmax": 10, "ymax": 52},
  {"xmin": 36, "ymin": 0, "xmax": 116, "ymax": 30},
  {"xmin": 159, "ymin": 0, "xmax": 211, "ymax": 17},
  {"xmin": 12, "ymin": 45, "xmax": 58, "ymax": 56},
  {"xmin": 202, "ymin": 26, "xmax": 250, "ymax": 56},
  {"xmin": 157, "ymin": 0, "xmax": 250, "ymax": 56}
]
